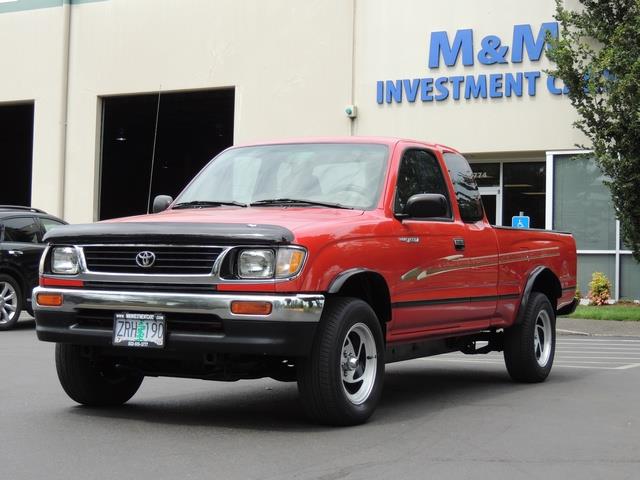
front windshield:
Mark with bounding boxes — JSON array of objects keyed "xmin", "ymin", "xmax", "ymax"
[{"xmin": 174, "ymin": 143, "xmax": 389, "ymax": 210}]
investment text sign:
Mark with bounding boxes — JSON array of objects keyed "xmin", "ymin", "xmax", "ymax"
[{"xmin": 376, "ymin": 22, "xmax": 568, "ymax": 104}]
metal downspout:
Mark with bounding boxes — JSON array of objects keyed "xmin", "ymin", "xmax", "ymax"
[
  {"xmin": 59, "ymin": 1, "xmax": 72, "ymax": 218},
  {"xmin": 349, "ymin": 0, "xmax": 357, "ymax": 136}
]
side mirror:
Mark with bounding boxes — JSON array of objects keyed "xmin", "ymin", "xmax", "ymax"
[
  {"xmin": 403, "ymin": 194, "xmax": 449, "ymax": 219},
  {"xmin": 152, "ymin": 195, "xmax": 173, "ymax": 213}
]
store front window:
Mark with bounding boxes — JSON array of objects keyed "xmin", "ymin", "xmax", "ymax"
[
  {"xmin": 552, "ymin": 153, "xmax": 640, "ymax": 300},
  {"xmin": 502, "ymin": 162, "xmax": 546, "ymax": 229},
  {"xmin": 469, "ymin": 161, "xmax": 545, "ymax": 228},
  {"xmin": 554, "ymin": 155, "xmax": 616, "ymax": 249}
]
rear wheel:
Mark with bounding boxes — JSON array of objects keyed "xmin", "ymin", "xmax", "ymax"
[
  {"xmin": 55, "ymin": 344, "xmax": 143, "ymax": 406},
  {"xmin": 297, "ymin": 298, "xmax": 385, "ymax": 426},
  {"xmin": 503, "ymin": 292, "xmax": 556, "ymax": 382},
  {"xmin": 0, "ymin": 275, "xmax": 22, "ymax": 331}
]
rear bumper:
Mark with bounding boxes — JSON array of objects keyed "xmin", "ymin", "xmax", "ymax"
[
  {"xmin": 33, "ymin": 287, "xmax": 324, "ymax": 357},
  {"xmin": 557, "ymin": 297, "xmax": 578, "ymax": 316}
]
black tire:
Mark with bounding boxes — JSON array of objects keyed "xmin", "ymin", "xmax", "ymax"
[
  {"xmin": 297, "ymin": 297, "xmax": 385, "ymax": 426},
  {"xmin": 0, "ymin": 274, "xmax": 22, "ymax": 331},
  {"xmin": 504, "ymin": 292, "xmax": 556, "ymax": 383},
  {"xmin": 55, "ymin": 343, "xmax": 143, "ymax": 406}
]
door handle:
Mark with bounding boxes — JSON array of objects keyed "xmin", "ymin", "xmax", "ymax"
[
  {"xmin": 453, "ymin": 238, "xmax": 465, "ymax": 251},
  {"xmin": 8, "ymin": 250, "xmax": 24, "ymax": 256}
]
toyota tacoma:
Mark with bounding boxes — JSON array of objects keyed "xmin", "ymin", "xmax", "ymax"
[{"xmin": 34, "ymin": 137, "xmax": 577, "ymax": 425}]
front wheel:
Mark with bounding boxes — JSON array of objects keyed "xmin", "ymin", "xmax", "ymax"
[
  {"xmin": 297, "ymin": 298, "xmax": 385, "ymax": 426},
  {"xmin": 503, "ymin": 292, "xmax": 556, "ymax": 383},
  {"xmin": 55, "ymin": 344, "xmax": 143, "ymax": 406}
]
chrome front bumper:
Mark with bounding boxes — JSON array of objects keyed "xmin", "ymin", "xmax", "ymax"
[
  {"xmin": 33, "ymin": 288, "xmax": 325, "ymax": 356},
  {"xmin": 33, "ymin": 287, "xmax": 324, "ymax": 323}
]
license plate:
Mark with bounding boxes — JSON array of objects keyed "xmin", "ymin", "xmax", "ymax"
[{"xmin": 113, "ymin": 312, "xmax": 165, "ymax": 348}]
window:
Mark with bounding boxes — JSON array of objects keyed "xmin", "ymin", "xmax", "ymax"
[
  {"xmin": 394, "ymin": 149, "xmax": 451, "ymax": 217},
  {"xmin": 40, "ymin": 217, "xmax": 65, "ymax": 233},
  {"xmin": 175, "ymin": 143, "xmax": 389, "ymax": 210},
  {"xmin": 554, "ymin": 155, "xmax": 616, "ymax": 249},
  {"xmin": 1, "ymin": 217, "xmax": 40, "ymax": 243},
  {"xmin": 443, "ymin": 152, "xmax": 484, "ymax": 222},
  {"xmin": 503, "ymin": 162, "xmax": 545, "ymax": 229},
  {"xmin": 470, "ymin": 163, "xmax": 500, "ymax": 187}
]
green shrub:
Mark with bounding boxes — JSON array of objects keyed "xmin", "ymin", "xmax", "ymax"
[
  {"xmin": 588, "ymin": 272, "xmax": 612, "ymax": 306},
  {"xmin": 575, "ymin": 287, "xmax": 582, "ymax": 301}
]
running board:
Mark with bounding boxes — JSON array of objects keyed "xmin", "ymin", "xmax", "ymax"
[{"xmin": 385, "ymin": 331, "xmax": 503, "ymax": 364}]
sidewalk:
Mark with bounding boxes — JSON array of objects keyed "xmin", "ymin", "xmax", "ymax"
[{"xmin": 558, "ymin": 317, "xmax": 640, "ymax": 337}]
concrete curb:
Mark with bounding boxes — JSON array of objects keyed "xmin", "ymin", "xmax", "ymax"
[
  {"xmin": 557, "ymin": 317, "xmax": 640, "ymax": 338},
  {"xmin": 557, "ymin": 328, "xmax": 590, "ymax": 336}
]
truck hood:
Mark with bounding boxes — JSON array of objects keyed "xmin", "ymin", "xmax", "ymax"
[{"xmin": 44, "ymin": 207, "xmax": 365, "ymax": 245}]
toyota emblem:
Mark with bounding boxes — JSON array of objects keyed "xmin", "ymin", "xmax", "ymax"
[{"xmin": 135, "ymin": 251, "xmax": 156, "ymax": 268}]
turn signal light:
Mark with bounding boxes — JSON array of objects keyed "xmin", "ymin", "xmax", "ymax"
[
  {"xmin": 36, "ymin": 293, "xmax": 63, "ymax": 307},
  {"xmin": 230, "ymin": 301, "xmax": 273, "ymax": 315}
]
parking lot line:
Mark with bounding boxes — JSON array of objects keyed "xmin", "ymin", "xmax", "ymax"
[
  {"xmin": 615, "ymin": 363, "xmax": 640, "ymax": 370},
  {"xmin": 421, "ymin": 337, "xmax": 640, "ymax": 371},
  {"xmin": 557, "ymin": 339, "xmax": 640, "ymax": 343},
  {"xmin": 423, "ymin": 357, "xmax": 623, "ymax": 370}
]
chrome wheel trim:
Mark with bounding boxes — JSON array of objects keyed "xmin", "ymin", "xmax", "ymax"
[
  {"xmin": 534, "ymin": 310, "xmax": 553, "ymax": 367},
  {"xmin": 0, "ymin": 281, "xmax": 17, "ymax": 325},
  {"xmin": 340, "ymin": 322, "xmax": 377, "ymax": 405}
]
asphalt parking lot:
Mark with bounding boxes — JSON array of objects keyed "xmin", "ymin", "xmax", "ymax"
[{"xmin": 2, "ymin": 316, "xmax": 639, "ymax": 480}]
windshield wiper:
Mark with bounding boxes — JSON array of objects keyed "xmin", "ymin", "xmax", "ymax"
[
  {"xmin": 172, "ymin": 200, "xmax": 247, "ymax": 209},
  {"xmin": 249, "ymin": 198, "xmax": 354, "ymax": 209}
]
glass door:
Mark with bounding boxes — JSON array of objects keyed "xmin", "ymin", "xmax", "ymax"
[
  {"xmin": 470, "ymin": 162, "xmax": 501, "ymax": 226},
  {"xmin": 479, "ymin": 186, "xmax": 501, "ymax": 225}
]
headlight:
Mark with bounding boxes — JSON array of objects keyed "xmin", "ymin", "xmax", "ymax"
[
  {"xmin": 51, "ymin": 247, "xmax": 80, "ymax": 275},
  {"xmin": 236, "ymin": 247, "xmax": 306, "ymax": 279},
  {"xmin": 238, "ymin": 249, "xmax": 275, "ymax": 279}
]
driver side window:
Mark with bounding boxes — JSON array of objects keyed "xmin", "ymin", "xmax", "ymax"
[{"xmin": 394, "ymin": 149, "xmax": 451, "ymax": 218}]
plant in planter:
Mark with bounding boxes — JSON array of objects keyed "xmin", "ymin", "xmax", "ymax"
[{"xmin": 588, "ymin": 272, "xmax": 612, "ymax": 306}]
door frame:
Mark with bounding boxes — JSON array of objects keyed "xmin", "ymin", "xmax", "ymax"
[{"xmin": 479, "ymin": 186, "xmax": 502, "ymax": 226}]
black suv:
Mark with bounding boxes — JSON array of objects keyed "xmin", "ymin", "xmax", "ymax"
[{"xmin": 0, "ymin": 206, "xmax": 66, "ymax": 330}]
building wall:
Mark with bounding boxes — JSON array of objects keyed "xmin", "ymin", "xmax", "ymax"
[
  {"xmin": 0, "ymin": 4, "xmax": 69, "ymax": 217},
  {"xmin": 354, "ymin": 0, "xmax": 586, "ymax": 153},
  {"xmin": 9, "ymin": 0, "xmax": 586, "ymax": 222},
  {"xmin": 2, "ymin": 0, "xmax": 637, "ymax": 298},
  {"xmin": 63, "ymin": 0, "xmax": 354, "ymax": 222}
]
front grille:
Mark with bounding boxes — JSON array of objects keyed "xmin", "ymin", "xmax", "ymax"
[
  {"xmin": 82, "ymin": 246, "xmax": 223, "ymax": 275},
  {"xmin": 83, "ymin": 281, "xmax": 216, "ymax": 295},
  {"xmin": 75, "ymin": 309, "xmax": 224, "ymax": 335}
]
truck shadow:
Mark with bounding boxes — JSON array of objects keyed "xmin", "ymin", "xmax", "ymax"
[{"xmin": 64, "ymin": 360, "xmax": 573, "ymax": 431}]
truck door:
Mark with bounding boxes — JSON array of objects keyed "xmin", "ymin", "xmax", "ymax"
[
  {"xmin": 389, "ymin": 148, "xmax": 493, "ymax": 341},
  {"xmin": 443, "ymin": 152, "xmax": 499, "ymax": 317}
]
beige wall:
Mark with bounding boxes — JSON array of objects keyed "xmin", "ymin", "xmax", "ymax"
[
  {"xmin": 63, "ymin": 0, "xmax": 354, "ymax": 223},
  {"xmin": 0, "ymin": 5, "xmax": 68, "ymax": 217},
  {"xmin": 353, "ymin": 0, "xmax": 586, "ymax": 153},
  {"xmin": 1, "ymin": 0, "xmax": 587, "ymax": 223}
]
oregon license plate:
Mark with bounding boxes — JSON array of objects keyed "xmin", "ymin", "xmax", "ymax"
[{"xmin": 113, "ymin": 312, "xmax": 165, "ymax": 348}]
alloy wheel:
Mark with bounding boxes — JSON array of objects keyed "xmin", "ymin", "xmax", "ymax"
[
  {"xmin": 534, "ymin": 310, "xmax": 553, "ymax": 367},
  {"xmin": 0, "ymin": 281, "xmax": 18, "ymax": 325},
  {"xmin": 340, "ymin": 322, "xmax": 378, "ymax": 405}
]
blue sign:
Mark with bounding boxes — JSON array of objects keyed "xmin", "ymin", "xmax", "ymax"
[
  {"xmin": 376, "ymin": 22, "xmax": 569, "ymax": 105},
  {"xmin": 512, "ymin": 215, "xmax": 530, "ymax": 229}
]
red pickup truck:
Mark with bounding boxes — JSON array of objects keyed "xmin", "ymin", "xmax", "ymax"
[{"xmin": 34, "ymin": 137, "xmax": 577, "ymax": 425}]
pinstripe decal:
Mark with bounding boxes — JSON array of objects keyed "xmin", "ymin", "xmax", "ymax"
[{"xmin": 401, "ymin": 247, "xmax": 561, "ymax": 281}]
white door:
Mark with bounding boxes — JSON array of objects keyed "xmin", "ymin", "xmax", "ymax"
[{"xmin": 479, "ymin": 186, "xmax": 501, "ymax": 226}]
